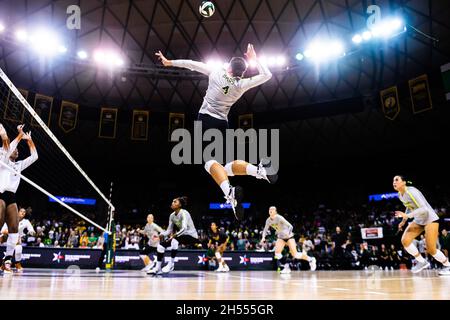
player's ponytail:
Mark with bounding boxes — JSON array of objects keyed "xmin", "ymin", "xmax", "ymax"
[{"xmin": 177, "ymin": 196, "xmax": 188, "ymax": 208}]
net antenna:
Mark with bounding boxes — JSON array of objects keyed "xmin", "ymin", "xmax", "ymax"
[
  {"xmin": 0, "ymin": 67, "xmax": 115, "ymax": 212},
  {"xmin": 107, "ymin": 182, "xmax": 114, "ymax": 233}
]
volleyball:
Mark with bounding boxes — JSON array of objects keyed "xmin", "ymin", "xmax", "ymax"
[{"xmin": 199, "ymin": 1, "xmax": 215, "ymax": 18}]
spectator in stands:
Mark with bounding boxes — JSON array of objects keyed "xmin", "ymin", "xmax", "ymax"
[
  {"xmin": 440, "ymin": 229, "xmax": 450, "ymax": 257},
  {"xmin": 379, "ymin": 244, "xmax": 390, "ymax": 270},
  {"xmin": 390, "ymin": 244, "xmax": 400, "ymax": 270},
  {"xmin": 331, "ymin": 226, "xmax": 346, "ymax": 269}
]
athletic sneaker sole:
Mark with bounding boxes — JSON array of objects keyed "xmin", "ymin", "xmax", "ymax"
[
  {"xmin": 411, "ymin": 262, "xmax": 430, "ymax": 273},
  {"xmin": 260, "ymin": 158, "xmax": 278, "ymax": 184},
  {"xmin": 233, "ymin": 185, "xmax": 244, "ymax": 220}
]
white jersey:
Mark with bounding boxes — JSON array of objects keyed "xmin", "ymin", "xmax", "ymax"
[
  {"xmin": 0, "ymin": 149, "xmax": 38, "ymax": 193},
  {"xmin": 398, "ymin": 186, "xmax": 439, "ymax": 226},
  {"xmin": 0, "ymin": 138, "xmax": 20, "ymax": 193},
  {"xmin": 162, "ymin": 209, "xmax": 198, "ymax": 239},
  {"xmin": 1, "ymin": 218, "xmax": 35, "ymax": 238},
  {"xmin": 172, "ymin": 59, "xmax": 272, "ymax": 121}
]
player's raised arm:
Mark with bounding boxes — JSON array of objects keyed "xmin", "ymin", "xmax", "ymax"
[
  {"xmin": 239, "ymin": 44, "xmax": 272, "ymax": 91},
  {"xmin": 20, "ymin": 131, "xmax": 38, "ymax": 170},
  {"xmin": 155, "ymin": 50, "xmax": 212, "ymax": 75}
]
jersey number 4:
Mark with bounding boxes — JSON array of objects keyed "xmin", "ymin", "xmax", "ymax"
[{"xmin": 222, "ymin": 86, "xmax": 230, "ymax": 95}]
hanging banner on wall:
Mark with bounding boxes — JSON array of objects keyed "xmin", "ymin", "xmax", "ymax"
[
  {"xmin": 441, "ymin": 63, "xmax": 450, "ymax": 101},
  {"xmin": 409, "ymin": 74, "xmax": 432, "ymax": 114},
  {"xmin": 32, "ymin": 94, "xmax": 53, "ymax": 127},
  {"xmin": 4, "ymin": 89, "xmax": 27, "ymax": 123},
  {"xmin": 131, "ymin": 110, "xmax": 149, "ymax": 141},
  {"xmin": 98, "ymin": 107, "xmax": 118, "ymax": 139},
  {"xmin": 168, "ymin": 113, "xmax": 185, "ymax": 141},
  {"xmin": 59, "ymin": 101, "xmax": 79, "ymax": 133},
  {"xmin": 380, "ymin": 86, "xmax": 400, "ymax": 120}
]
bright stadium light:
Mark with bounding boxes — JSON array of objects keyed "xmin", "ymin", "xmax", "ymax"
[
  {"xmin": 28, "ymin": 29, "xmax": 64, "ymax": 56},
  {"xmin": 259, "ymin": 56, "xmax": 268, "ymax": 66},
  {"xmin": 295, "ymin": 53, "xmax": 304, "ymax": 61},
  {"xmin": 94, "ymin": 50, "xmax": 125, "ymax": 68},
  {"xmin": 77, "ymin": 50, "xmax": 88, "ymax": 60},
  {"xmin": 371, "ymin": 17, "xmax": 405, "ymax": 38},
  {"xmin": 352, "ymin": 34, "xmax": 363, "ymax": 44},
  {"xmin": 276, "ymin": 55, "xmax": 286, "ymax": 66},
  {"xmin": 58, "ymin": 45, "xmax": 68, "ymax": 54},
  {"xmin": 0, "ymin": 24, "xmax": 5, "ymax": 33},
  {"xmin": 303, "ymin": 40, "xmax": 345, "ymax": 63},
  {"xmin": 362, "ymin": 31, "xmax": 372, "ymax": 41},
  {"xmin": 16, "ymin": 30, "xmax": 28, "ymax": 42},
  {"xmin": 248, "ymin": 59, "xmax": 257, "ymax": 68}
]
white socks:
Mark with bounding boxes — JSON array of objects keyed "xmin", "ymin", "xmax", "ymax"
[
  {"xmin": 432, "ymin": 250, "xmax": 450, "ymax": 267},
  {"xmin": 220, "ymin": 180, "xmax": 232, "ymax": 197},
  {"xmin": 405, "ymin": 243, "xmax": 425, "ymax": 263},
  {"xmin": 6, "ymin": 233, "xmax": 19, "ymax": 257},
  {"xmin": 245, "ymin": 164, "xmax": 258, "ymax": 177},
  {"xmin": 14, "ymin": 244, "xmax": 22, "ymax": 262}
]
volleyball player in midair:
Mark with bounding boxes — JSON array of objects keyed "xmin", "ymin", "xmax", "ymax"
[
  {"xmin": 0, "ymin": 127, "xmax": 38, "ymax": 273},
  {"xmin": 208, "ymin": 222, "xmax": 230, "ymax": 272},
  {"xmin": 139, "ymin": 213, "xmax": 164, "ymax": 272},
  {"xmin": 147, "ymin": 197, "xmax": 200, "ymax": 275},
  {"xmin": 156, "ymin": 44, "xmax": 277, "ymax": 220},
  {"xmin": 260, "ymin": 206, "xmax": 316, "ymax": 274},
  {"xmin": 394, "ymin": 176, "xmax": 450, "ymax": 275}
]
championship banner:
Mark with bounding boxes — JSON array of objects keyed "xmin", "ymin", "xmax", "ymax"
[
  {"xmin": 98, "ymin": 107, "xmax": 118, "ymax": 139},
  {"xmin": 131, "ymin": 110, "xmax": 149, "ymax": 141},
  {"xmin": 4, "ymin": 88, "xmax": 27, "ymax": 123},
  {"xmin": 361, "ymin": 227, "xmax": 384, "ymax": 240},
  {"xmin": 32, "ymin": 94, "xmax": 53, "ymax": 127},
  {"xmin": 238, "ymin": 114, "xmax": 253, "ymax": 130},
  {"xmin": 168, "ymin": 113, "xmax": 185, "ymax": 141},
  {"xmin": 441, "ymin": 63, "xmax": 450, "ymax": 101},
  {"xmin": 59, "ymin": 101, "xmax": 79, "ymax": 133},
  {"xmin": 409, "ymin": 74, "xmax": 432, "ymax": 114},
  {"xmin": 380, "ymin": 86, "xmax": 400, "ymax": 120}
]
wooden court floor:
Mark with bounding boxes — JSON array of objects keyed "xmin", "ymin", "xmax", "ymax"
[{"xmin": 0, "ymin": 268, "xmax": 449, "ymax": 300}]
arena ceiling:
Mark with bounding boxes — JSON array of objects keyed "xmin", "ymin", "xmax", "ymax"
[{"xmin": 0, "ymin": 0, "xmax": 449, "ymax": 116}]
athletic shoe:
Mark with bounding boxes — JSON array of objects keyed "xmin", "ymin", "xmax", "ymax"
[
  {"xmin": 309, "ymin": 257, "xmax": 317, "ymax": 271},
  {"xmin": 222, "ymin": 264, "xmax": 230, "ymax": 272},
  {"xmin": 146, "ymin": 266, "xmax": 160, "ymax": 275},
  {"xmin": 225, "ymin": 186, "xmax": 244, "ymax": 220},
  {"xmin": 438, "ymin": 266, "xmax": 450, "ymax": 276},
  {"xmin": 15, "ymin": 262, "xmax": 23, "ymax": 273},
  {"xmin": 1, "ymin": 259, "xmax": 12, "ymax": 274},
  {"xmin": 256, "ymin": 158, "xmax": 278, "ymax": 184},
  {"xmin": 162, "ymin": 262, "xmax": 174, "ymax": 273},
  {"xmin": 411, "ymin": 260, "xmax": 430, "ymax": 273},
  {"xmin": 280, "ymin": 264, "xmax": 291, "ymax": 274},
  {"xmin": 142, "ymin": 263, "xmax": 154, "ymax": 272},
  {"xmin": 215, "ymin": 264, "xmax": 224, "ymax": 272}
]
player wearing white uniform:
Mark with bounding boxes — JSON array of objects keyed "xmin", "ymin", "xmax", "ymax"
[
  {"xmin": 260, "ymin": 206, "xmax": 316, "ymax": 274},
  {"xmin": 156, "ymin": 44, "xmax": 277, "ymax": 220},
  {"xmin": 139, "ymin": 214, "xmax": 164, "ymax": 272},
  {"xmin": 0, "ymin": 127, "xmax": 37, "ymax": 273},
  {"xmin": 393, "ymin": 175, "xmax": 450, "ymax": 275},
  {"xmin": 1, "ymin": 207, "xmax": 35, "ymax": 272},
  {"xmin": 148, "ymin": 197, "xmax": 200, "ymax": 275}
]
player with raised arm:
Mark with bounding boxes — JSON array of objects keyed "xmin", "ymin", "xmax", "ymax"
[{"xmin": 156, "ymin": 44, "xmax": 277, "ymax": 220}]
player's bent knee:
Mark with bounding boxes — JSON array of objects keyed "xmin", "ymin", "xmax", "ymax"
[
  {"xmin": 204, "ymin": 160, "xmax": 219, "ymax": 174},
  {"xmin": 224, "ymin": 162, "xmax": 235, "ymax": 176}
]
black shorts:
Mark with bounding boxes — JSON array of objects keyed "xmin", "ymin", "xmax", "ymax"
[
  {"xmin": 280, "ymin": 236, "xmax": 296, "ymax": 242},
  {"xmin": 197, "ymin": 113, "xmax": 229, "ymax": 135},
  {"xmin": 161, "ymin": 234, "xmax": 199, "ymax": 248},
  {"xmin": 0, "ymin": 191, "xmax": 16, "ymax": 207},
  {"xmin": 141, "ymin": 244, "xmax": 157, "ymax": 256}
]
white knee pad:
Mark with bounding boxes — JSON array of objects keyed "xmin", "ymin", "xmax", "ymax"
[
  {"xmin": 224, "ymin": 162, "xmax": 235, "ymax": 177},
  {"xmin": 14, "ymin": 244, "xmax": 22, "ymax": 262},
  {"xmin": 274, "ymin": 253, "xmax": 282, "ymax": 260},
  {"xmin": 215, "ymin": 251, "xmax": 222, "ymax": 259},
  {"xmin": 204, "ymin": 160, "xmax": 219, "ymax": 174},
  {"xmin": 170, "ymin": 238, "xmax": 179, "ymax": 251},
  {"xmin": 157, "ymin": 244, "xmax": 165, "ymax": 254}
]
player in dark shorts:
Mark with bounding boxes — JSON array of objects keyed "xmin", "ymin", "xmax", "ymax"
[{"xmin": 207, "ymin": 222, "xmax": 230, "ymax": 272}]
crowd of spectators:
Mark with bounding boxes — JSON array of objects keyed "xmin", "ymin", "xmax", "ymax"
[{"xmin": 6, "ymin": 199, "xmax": 450, "ymax": 270}]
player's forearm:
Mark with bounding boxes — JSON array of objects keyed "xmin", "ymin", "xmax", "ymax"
[{"xmin": 407, "ymin": 207, "xmax": 428, "ymax": 219}]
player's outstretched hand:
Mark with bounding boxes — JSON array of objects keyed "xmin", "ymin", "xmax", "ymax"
[
  {"xmin": 155, "ymin": 51, "xmax": 173, "ymax": 67},
  {"xmin": 245, "ymin": 43, "xmax": 257, "ymax": 61},
  {"xmin": 17, "ymin": 124, "xmax": 25, "ymax": 134},
  {"xmin": 395, "ymin": 211, "xmax": 407, "ymax": 219}
]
